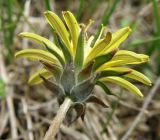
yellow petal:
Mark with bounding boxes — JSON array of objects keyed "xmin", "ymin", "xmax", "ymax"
[
  {"xmin": 44, "ymin": 11, "xmax": 73, "ymax": 55},
  {"xmin": 112, "ymin": 50, "xmax": 149, "ymax": 64},
  {"xmin": 85, "ymin": 32, "xmax": 112, "ymax": 65},
  {"xmin": 29, "ymin": 69, "xmax": 53, "ymax": 85},
  {"xmin": 19, "ymin": 32, "xmax": 65, "ymax": 61},
  {"xmin": 96, "ymin": 51, "xmax": 149, "ymax": 72},
  {"xmin": 19, "ymin": 32, "xmax": 65, "ymax": 62},
  {"xmin": 62, "ymin": 11, "xmax": 80, "ymax": 53},
  {"xmin": 94, "ymin": 24, "xmax": 105, "ymax": 45},
  {"xmin": 96, "ymin": 60, "xmax": 125, "ymax": 72},
  {"xmin": 103, "ymin": 67, "xmax": 152, "ymax": 86},
  {"xmin": 100, "ymin": 76, "xmax": 143, "ymax": 97},
  {"xmin": 84, "ymin": 35, "xmax": 94, "ymax": 59},
  {"xmin": 15, "ymin": 49, "xmax": 60, "ymax": 66},
  {"xmin": 101, "ymin": 27, "xmax": 131, "ymax": 55}
]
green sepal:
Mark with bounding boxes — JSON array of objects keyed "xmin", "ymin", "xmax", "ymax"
[
  {"xmin": 40, "ymin": 61, "xmax": 62, "ymax": 82},
  {"xmin": 70, "ymin": 76, "xmax": 96, "ymax": 102},
  {"xmin": 96, "ymin": 81, "xmax": 114, "ymax": 96},
  {"xmin": 85, "ymin": 95, "xmax": 108, "ymax": 108},
  {"xmin": 40, "ymin": 75, "xmax": 65, "ymax": 105},
  {"xmin": 93, "ymin": 50, "xmax": 117, "ymax": 71},
  {"xmin": 80, "ymin": 105, "xmax": 86, "ymax": 121},
  {"xmin": 70, "ymin": 103, "xmax": 85, "ymax": 124},
  {"xmin": 78, "ymin": 61, "xmax": 94, "ymax": 83},
  {"xmin": 74, "ymin": 28, "xmax": 84, "ymax": 73},
  {"xmin": 61, "ymin": 64, "xmax": 75, "ymax": 95}
]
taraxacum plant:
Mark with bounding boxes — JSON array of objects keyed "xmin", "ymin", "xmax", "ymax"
[{"xmin": 15, "ymin": 11, "xmax": 151, "ymax": 139}]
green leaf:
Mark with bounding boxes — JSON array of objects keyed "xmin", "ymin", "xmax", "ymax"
[
  {"xmin": 0, "ymin": 78, "xmax": 5, "ymax": 98},
  {"xmin": 76, "ymin": 0, "xmax": 85, "ymax": 21},
  {"xmin": 101, "ymin": 0, "xmax": 120, "ymax": 25},
  {"xmin": 74, "ymin": 29, "xmax": 84, "ymax": 73}
]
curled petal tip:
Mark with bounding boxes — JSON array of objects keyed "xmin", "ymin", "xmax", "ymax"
[
  {"xmin": 18, "ymin": 32, "xmax": 24, "ymax": 37},
  {"xmin": 126, "ymin": 26, "xmax": 132, "ymax": 32}
]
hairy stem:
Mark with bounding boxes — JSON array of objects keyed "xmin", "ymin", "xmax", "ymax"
[{"xmin": 44, "ymin": 97, "xmax": 72, "ymax": 140}]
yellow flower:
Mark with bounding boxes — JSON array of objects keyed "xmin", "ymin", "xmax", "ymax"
[{"xmin": 15, "ymin": 11, "xmax": 151, "ymax": 120}]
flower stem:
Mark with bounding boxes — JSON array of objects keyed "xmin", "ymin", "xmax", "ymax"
[{"xmin": 44, "ymin": 97, "xmax": 72, "ymax": 140}]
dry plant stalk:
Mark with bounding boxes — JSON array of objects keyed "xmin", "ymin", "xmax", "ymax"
[{"xmin": 44, "ymin": 98, "xmax": 72, "ymax": 140}]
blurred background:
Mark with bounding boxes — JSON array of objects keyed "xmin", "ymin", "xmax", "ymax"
[{"xmin": 0, "ymin": 0, "xmax": 160, "ymax": 140}]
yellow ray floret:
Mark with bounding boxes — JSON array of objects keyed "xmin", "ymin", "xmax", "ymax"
[
  {"xmin": 15, "ymin": 49, "xmax": 60, "ymax": 66},
  {"xmin": 97, "ymin": 51, "xmax": 149, "ymax": 71},
  {"xmin": 112, "ymin": 50, "xmax": 149, "ymax": 64},
  {"xmin": 94, "ymin": 24, "xmax": 105, "ymax": 45},
  {"xmin": 29, "ymin": 69, "xmax": 53, "ymax": 85},
  {"xmin": 44, "ymin": 11, "xmax": 73, "ymax": 55},
  {"xmin": 15, "ymin": 10, "xmax": 151, "ymax": 99},
  {"xmin": 100, "ymin": 76, "xmax": 143, "ymax": 97},
  {"xmin": 18, "ymin": 32, "xmax": 65, "ymax": 61},
  {"xmin": 85, "ymin": 32, "xmax": 112, "ymax": 65},
  {"xmin": 102, "ymin": 67, "xmax": 152, "ymax": 86},
  {"xmin": 84, "ymin": 35, "xmax": 94, "ymax": 59},
  {"xmin": 62, "ymin": 11, "xmax": 80, "ymax": 53},
  {"xmin": 101, "ymin": 27, "xmax": 131, "ymax": 55}
]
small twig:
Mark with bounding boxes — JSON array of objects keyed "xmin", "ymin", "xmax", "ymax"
[
  {"xmin": 43, "ymin": 97, "xmax": 72, "ymax": 140},
  {"xmin": 28, "ymin": 98, "xmax": 57, "ymax": 111},
  {"xmin": 86, "ymin": 112, "xmax": 102, "ymax": 140},
  {"xmin": 0, "ymin": 113, "xmax": 9, "ymax": 137},
  {"xmin": 6, "ymin": 95, "xmax": 18, "ymax": 139},
  {"xmin": 108, "ymin": 125, "xmax": 117, "ymax": 140},
  {"xmin": 84, "ymin": 113, "xmax": 96, "ymax": 140},
  {"xmin": 38, "ymin": 115, "xmax": 90, "ymax": 140},
  {"xmin": 22, "ymin": 98, "xmax": 34, "ymax": 140},
  {"xmin": 121, "ymin": 77, "xmax": 160, "ymax": 140},
  {"xmin": 61, "ymin": 125, "xmax": 90, "ymax": 140}
]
